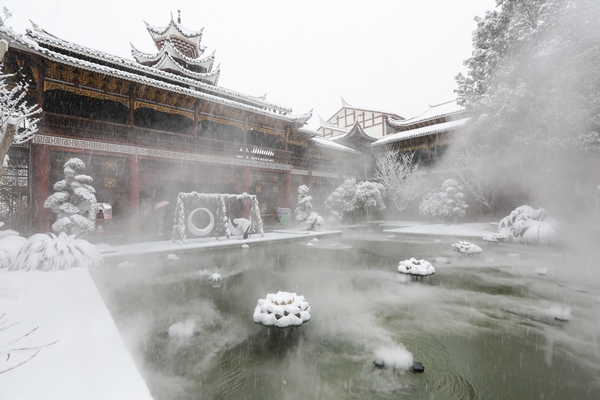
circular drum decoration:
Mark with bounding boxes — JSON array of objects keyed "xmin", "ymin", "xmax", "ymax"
[{"xmin": 186, "ymin": 208, "xmax": 215, "ymax": 237}]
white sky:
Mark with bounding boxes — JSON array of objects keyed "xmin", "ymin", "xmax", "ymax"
[{"xmin": 4, "ymin": 0, "xmax": 496, "ymax": 128}]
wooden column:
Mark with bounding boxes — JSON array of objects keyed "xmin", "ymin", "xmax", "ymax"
[
  {"xmin": 128, "ymin": 85, "xmax": 135, "ymax": 126},
  {"xmin": 285, "ymin": 170, "xmax": 292, "ymax": 209},
  {"xmin": 128, "ymin": 154, "xmax": 140, "ymax": 236},
  {"xmin": 31, "ymin": 143, "xmax": 51, "ymax": 233}
]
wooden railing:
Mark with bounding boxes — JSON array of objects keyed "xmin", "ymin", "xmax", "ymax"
[{"xmin": 40, "ymin": 112, "xmax": 293, "ymax": 165}]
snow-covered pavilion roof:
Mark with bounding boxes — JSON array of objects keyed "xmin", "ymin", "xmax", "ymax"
[
  {"xmin": 311, "ymin": 137, "xmax": 361, "ymax": 154},
  {"xmin": 388, "ymin": 100, "xmax": 465, "ymax": 128},
  {"xmin": 145, "ymin": 17, "xmax": 204, "ymax": 47},
  {"xmin": 150, "ymin": 51, "xmax": 219, "ymax": 84},
  {"xmin": 2, "ymin": 26, "xmax": 311, "ymax": 124},
  {"xmin": 131, "ymin": 39, "xmax": 215, "ymax": 70},
  {"xmin": 372, "ymin": 117, "xmax": 470, "ymax": 146},
  {"xmin": 17, "ymin": 24, "xmax": 298, "ymax": 116}
]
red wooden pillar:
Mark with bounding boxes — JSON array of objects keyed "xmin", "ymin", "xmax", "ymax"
[
  {"xmin": 31, "ymin": 143, "xmax": 51, "ymax": 233},
  {"xmin": 128, "ymin": 154, "xmax": 140, "ymax": 236},
  {"xmin": 307, "ymin": 169, "xmax": 313, "ymax": 191},
  {"xmin": 284, "ymin": 170, "xmax": 292, "ymax": 209}
]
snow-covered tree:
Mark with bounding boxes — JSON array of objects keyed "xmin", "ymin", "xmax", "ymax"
[
  {"xmin": 0, "ymin": 72, "xmax": 41, "ymax": 174},
  {"xmin": 295, "ymin": 185, "xmax": 323, "ymax": 230},
  {"xmin": 497, "ymin": 205, "xmax": 559, "ymax": 245},
  {"xmin": 352, "ymin": 180, "xmax": 386, "ymax": 218},
  {"xmin": 454, "ymin": 0, "xmax": 600, "ymax": 210},
  {"xmin": 324, "ymin": 179, "xmax": 385, "ymax": 222},
  {"xmin": 448, "ymin": 144, "xmax": 498, "ymax": 214},
  {"xmin": 419, "ymin": 179, "xmax": 468, "ymax": 222},
  {"xmin": 9, "ymin": 232, "xmax": 103, "ymax": 271},
  {"xmin": 376, "ymin": 149, "xmax": 427, "ymax": 213},
  {"xmin": 43, "ymin": 158, "xmax": 96, "ymax": 235},
  {"xmin": 324, "ymin": 179, "xmax": 357, "ymax": 223},
  {"xmin": 214, "ymin": 195, "xmax": 230, "ymax": 240}
]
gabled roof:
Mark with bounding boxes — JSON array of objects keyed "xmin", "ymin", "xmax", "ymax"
[
  {"xmin": 388, "ymin": 100, "xmax": 465, "ymax": 128},
  {"xmin": 325, "ymin": 97, "xmax": 404, "ymax": 124},
  {"xmin": 1, "ymin": 26, "xmax": 312, "ymax": 124},
  {"xmin": 19, "ymin": 23, "xmax": 294, "ymax": 114},
  {"xmin": 372, "ymin": 118, "xmax": 470, "ymax": 146}
]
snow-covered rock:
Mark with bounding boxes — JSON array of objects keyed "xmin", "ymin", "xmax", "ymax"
[
  {"xmin": 497, "ymin": 205, "xmax": 560, "ymax": 245},
  {"xmin": 241, "ymin": 244, "xmax": 249, "ymax": 249},
  {"xmin": 398, "ymin": 258, "xmax": 436, "ymax": 276},
  {"xmin": 209, "ymin": 272, "xmax": 222, "ymax": 288},
  {"xmin": 253, "ymin": 291, "xmax": 311, "ymax": 328},
  {"xmin": 452, "ymin": 241, "xmax": 482, "ymax": 255},
  {"xmin": 166, "ymin": 253, "xmax": 179, "ymax": 261},
  {"xmin": 117, "ymin": 261, "xmax": 135, "ymax": 269}
]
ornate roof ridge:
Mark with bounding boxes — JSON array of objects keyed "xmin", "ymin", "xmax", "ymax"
[
  {"xmin": 311, "ymin": 137, "xmax": 361, "ymax": 154},
  {"xmin": 24, "ymin": 26, "xmax": 292, "ymax": 113},
  {"xmin": 131, "ymin": 39, "xmax": 214, "ymax": 68},
  {"xmin": 3, "ymin": 27, "xmax": 309, "ymax": 124}
]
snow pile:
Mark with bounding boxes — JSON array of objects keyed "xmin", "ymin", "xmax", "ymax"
[
  {"xmin": 9, "ymin": 233, "xmax": 103, "ymax": 271},
  {"xmin": 452, "ymin": 241, "xmax": 482, "ymax": 255},
  {"xmin": 497, "ymin": 205, "xmax": 560, "ymax": 245},
  {"xmin": 373, "ymin": 345, "xmax": 413, "ymax": 370},
  {"xmin": 253, "ymin": 291, "xmax": 311, "ymax": 328},
  {"xmin": 208, "ymin": 272, "xmax": 222, "ymax": 288},
  {"xmin": 166, "ymin": 253, "xmax": 179, "ymax": 261},
  {"xmin": 398, "ymin": 258, "xmax": 435, "ymax": 276},
  {"xmin": 168, "ymin": 319, "xmax": 196, "ymax": 339},
  {"xmin": 0, "ymin": 228, "xmax": 26, "ymax": 268},
  {"xmin": 241, "ymin": 244, "xmax": 249, "ymax": 249}
]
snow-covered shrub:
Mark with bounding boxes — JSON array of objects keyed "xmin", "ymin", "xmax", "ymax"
[
  {"xmin": 9, "ymin": 232, "xmax": 103, "ymax": 271},
  {"xmin": 213, "ymin": 195, "xmax": 230, "ymax": 240},
  {"xmin": 44, "ymin": 158, "xmax": 96, "ymax": 236},
  {"xmin": 419, "ymin": 179, "xmax": 468, "ymax": 222},
  {"xmin": 0, "ymin": 227, "xmax": 26, "ymax": 268},
  {"xmin": 324, "ymin": 179, "xmax": 356, "ymax": 223},
  {"xmin": 295, "ymin": 185, "xmax": 324, "ymax": 230},
  {"xmin": 497, "ymin": 205, "xmax": 559, "ymax": 245}
]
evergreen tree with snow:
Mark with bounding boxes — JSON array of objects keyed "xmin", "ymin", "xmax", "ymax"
[
  {"xmin": 419, "ymin": 179, "xmax": 468, "ymax": 222},
  {"xmin": 43, "ymin": 158, "xmax": 97, "ymax": 236},
  {"xmin": 295, "ymin": 185, "xmax": 323, "ymax": 230}
]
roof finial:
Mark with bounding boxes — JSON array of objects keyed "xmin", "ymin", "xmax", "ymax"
[{"xmin": 177, "ymin": 10, "xmax": 181, "ymax": 24}]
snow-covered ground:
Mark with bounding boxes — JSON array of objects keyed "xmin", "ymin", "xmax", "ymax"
[
  {"xmin": 383, "ymin": 221, "xmax": 494, "ymax": 238},
  {"xmin": 0, "ymin": 268, "xmax": 153, "ymax": 400}
]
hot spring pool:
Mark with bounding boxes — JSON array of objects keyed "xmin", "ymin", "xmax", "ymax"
[{"xmin": 92, "ymin": 236, "xmax": 600, "ymax": 400}]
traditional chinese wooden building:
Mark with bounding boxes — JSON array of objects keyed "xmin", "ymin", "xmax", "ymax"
[
  {"xmin": 0, "ymin": 16, "xmax": 359, "ymax": 236},
  {"xmin": 371, "ymin": 100, "xmax": 469, "ymax": 165}
]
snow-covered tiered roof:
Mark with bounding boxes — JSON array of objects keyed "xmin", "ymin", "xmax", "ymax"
[
  {"xmin": 1, "ymin": 24, "xmax": 311, "ymax": 124},
  {"xmin": 388, "ymin": 100, "xmax": 465, "ymax": 128},
  {"xmin": 372, "ymin": 117, "xmax": 470, "ymax": 146},
  {"xmin": 132, "ymin": 15, "xmax": 219, "ymax": 82}
]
